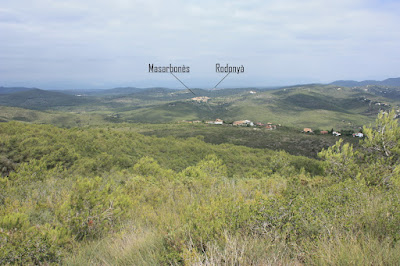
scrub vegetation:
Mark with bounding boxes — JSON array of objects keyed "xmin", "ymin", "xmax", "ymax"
[{"xmin": 1, "ymin": 110, "xmax": 400, "ymax": 265}]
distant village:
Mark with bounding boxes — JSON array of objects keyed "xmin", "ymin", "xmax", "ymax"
[
  {"xmin": 179, "ymin": 118, "xmax": 279, "ymax": 130},
  {"xmin": 302, "ymin": 128, "xmax": 364, "ymax": 138},
  {"xmin": 186, "ymin": 92, "xmax": 371, "ymax": 137},
  {"xmin": 179, "ymin": 119, "xmax": 364, "ymax": 137}
]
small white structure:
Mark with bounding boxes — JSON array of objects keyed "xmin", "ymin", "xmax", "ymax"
[
  {"xmin": 214, "ymin": 119, "xmax": 223, "ymax": 125},
  {"xmin": 332, "ymin": 131, "xmax": 341, "ymax": 136},
  {"xmin": 207, "ymin": 119, "xmax": 224, "ymax": 125},
  {"xmin": 353, "ymin": 132, "xmax": 364, "ymax": 138}
]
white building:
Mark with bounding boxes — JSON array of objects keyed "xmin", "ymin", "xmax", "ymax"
[
  {"xmin": 332, "ymin": 131, "xmax": 341, "ymax": 136},
  {"xmin": 353, "ymin": 132, "xmax": 364, "ymax": 138}
]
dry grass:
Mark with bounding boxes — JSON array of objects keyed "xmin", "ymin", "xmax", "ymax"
[
  {"xmin": 182, "ymin": 232, "xmax": 304, "ymax": 266},
  {"xmin": 65, "ymin": 226, "xmax": 164, "ymax": 266},
  {"xmin": 307, "ymin": 232, "xmax": 400, "ymax": 266}
]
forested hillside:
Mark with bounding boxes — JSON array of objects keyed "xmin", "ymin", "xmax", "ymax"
[
  {"xmin": 0, "ymin": 89, "xmax": 90, "ymax": 110},
  {"xmin": 1, "ymin": 110, "xmax": 400, "ymax": 264}
]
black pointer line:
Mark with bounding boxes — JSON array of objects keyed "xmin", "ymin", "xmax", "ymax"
[
  {"xmin": 205, "ymin": 72, "xmax": 231, "ymax": 116},
  {"xmin": 205, "ymin": 72, "xmax": 231, "ymax": 113},
  {"xmin": 170, "ymin": 71, "xmax": 232, "ymax": 116},
  {"xmin": 170, "ymin": 72, "xmax": 196, "ymax": 95},
  {"xmin": 213, "ymin": 72, "xmax": 230, "ymax": 89}
]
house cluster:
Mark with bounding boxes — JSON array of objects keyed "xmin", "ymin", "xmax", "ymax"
[
  {"xmin": 303, "ymin": 128, "xmax": 364, "ymax": 137},
  {"xmin": 180, "ymin": 119, "xmax": 279, "ymax": 129},
  {"xmin": 358, "ymin": 97, "xmax": 391, "ymax": 108},
  {"xmin": 179, "ymin": 120, "xmax": 202, "ymax": 124},
  {"xmin": 191, "ymin": 96, "xmax": 210, "ymax": 103},
  {"xmin": 255, "ymin": 122, "xmax": 277, "ymax": 130},
  {"xmin": 375, "ymin": 102, "xmax": 390, "ymax": 107},
  {"xmin": 233, "ymin": 120, "xmax": 278, "ymax": 130}
]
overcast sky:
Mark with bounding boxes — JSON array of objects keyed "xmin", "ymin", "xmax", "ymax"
[{"xmin": 0, "ymin": 0, "xmax": 399, "ymax": 89}]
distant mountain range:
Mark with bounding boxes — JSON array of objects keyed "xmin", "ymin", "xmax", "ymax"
[
  {"xmin": 2, "ymin": 77, "xmax": 400, "ymax": 95},
  {"xmin": 0, "ymin": 86, "xmax": 38, "ymax": 94},
  {"xmin": 331, "ymin": 77, "xmax": 400, "ymax": 87},
  {"xmin": 58, "ymin": 87, "xmax": 146, "ymax": 96}
]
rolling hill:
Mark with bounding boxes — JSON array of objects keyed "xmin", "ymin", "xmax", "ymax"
[
  {"xmin": 0, "ymin": 86, "xmax": 37, "ymax": 94},
  {"xmin": 0, "ymin": 105, "xmax": 106, "ymax": 127},
  {"xmin": 0, "ymin": 89, "xmax": 91, "ymax": 110},
  {"xmin": 331, "ymin": 77, "xmax": 400, "ymax": 87},
  {"xmin": 85, "ymin": 87, "xmax": 145, "ymax": 96},
  {"xmin": 111, "ymin": 84, "xmax": 396, "ymax": 129},
  {"xmin": 0, "ymin": 84, "xmax": 398, "ymax": 130}
]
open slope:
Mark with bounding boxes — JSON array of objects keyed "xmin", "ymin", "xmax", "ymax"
[
  {"xmin": 114, "ymin": 85, "xmax": 396, "ymax": 129},
  {"xmin": 0, "ymin": 106, "xmax": 106, "ymax": 127}
]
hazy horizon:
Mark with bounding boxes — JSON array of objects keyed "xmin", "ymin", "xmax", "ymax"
[
  {"xmin": 2, "ymin": 76, "xmax": 400, "ymax": 91},
  {"xmin": 1, "ymin": 0, "xmax": 399, "ymax": 90}
]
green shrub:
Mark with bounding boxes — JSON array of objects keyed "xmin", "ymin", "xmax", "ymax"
[{"xmin": 56, "ymin": 177, "xmax": 132, "ymax": 240}]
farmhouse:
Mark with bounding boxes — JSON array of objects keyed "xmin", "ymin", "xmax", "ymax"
[
  {"xmin": 214, "ymin": 119, "xmax": 223, "ymax": 125},
  {"xmin": 206, "ymin": 119, "xmax": 224, "ymax": 125},
  {"xmin": 303, "ymin": 128, "xmax": 313, "ymax": 133},
  {"xmin": 233, "ymin": 120, "xmax": 253, "ymax": 126},
  {"xmin": 233, "ymin": 120, "xmax": 246, "ymax": 126},
  {"xmin": 320, "ymin": 130, "xmax": 328, "ymax": 134},
  {"xmin": 265, "ymin": 123, "xmax": 277, "ymax": 130}
]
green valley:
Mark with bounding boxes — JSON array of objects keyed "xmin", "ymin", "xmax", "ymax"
[
  {"xmin": 1, "ymin": 84, "xmax": 398, "ymax": 130},
  {"xmin": 1, "ymin": 84, "xmax": 400, "ymax": 265}
]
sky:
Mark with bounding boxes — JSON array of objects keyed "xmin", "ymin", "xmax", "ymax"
[{"xmin": 0, "ymin": 0, "xmax": 399, "ymax": 90}]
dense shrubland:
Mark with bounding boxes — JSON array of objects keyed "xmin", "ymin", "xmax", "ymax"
[{"xmin": 0, "ymin": 110, "xmax": 399, "ymax": 264}]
